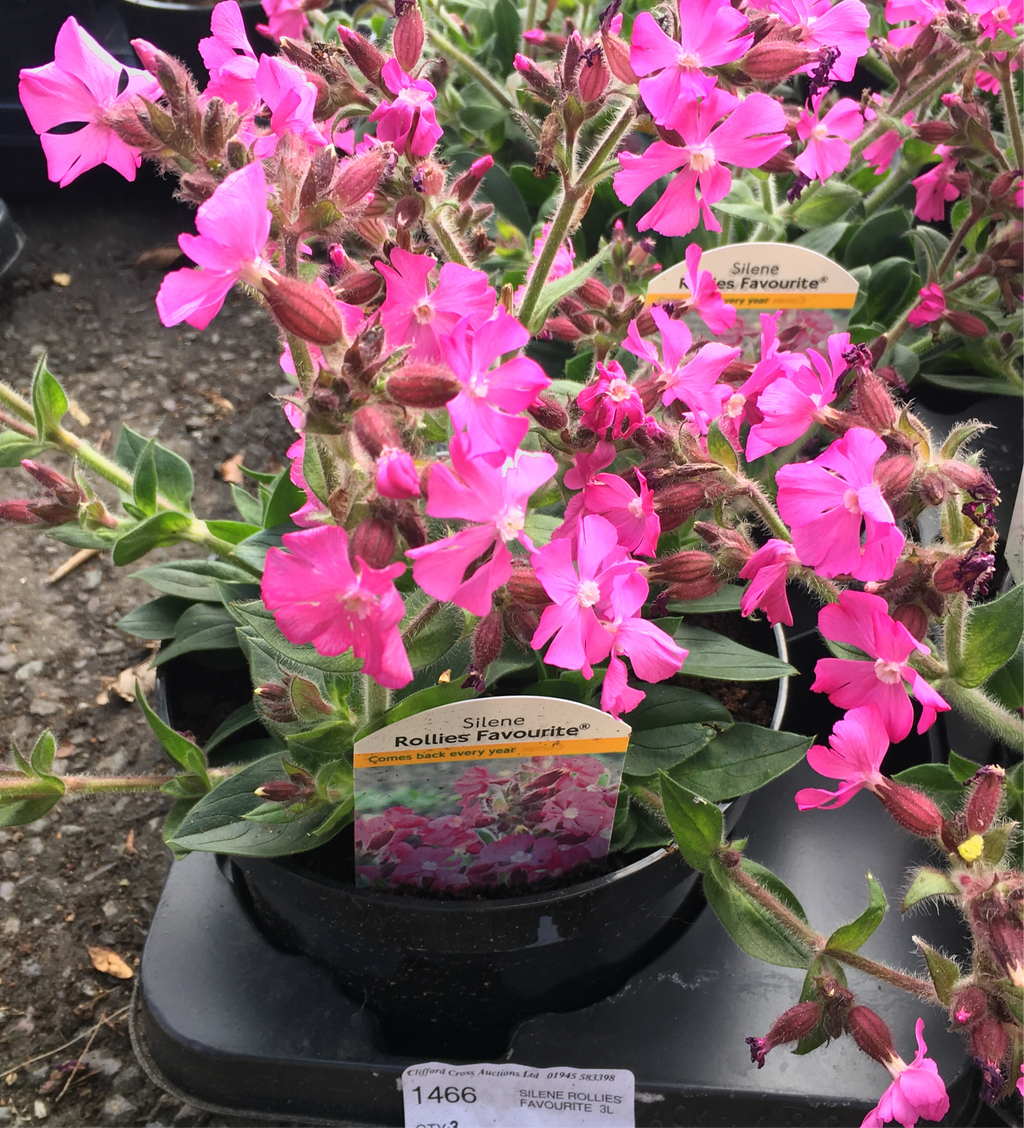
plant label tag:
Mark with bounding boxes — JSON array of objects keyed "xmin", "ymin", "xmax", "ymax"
[
  {"xmin": 402, "ymin": 1062, "xmax": 635, "ymax": 1127},
  {"xmin": 353, "ymin": 696, "xmax": 631, "ymax": 892}
]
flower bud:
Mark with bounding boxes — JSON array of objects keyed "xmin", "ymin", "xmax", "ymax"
[
  {"xmin": 854, "ymin": 370, "xmax": 897, "ymax": 432},
  {"xmin": 21, "ymin": 460, "xmax": 85, "ymax": 507},
  {"xmin": 506, "ymin": 559, "xmax": 550, "ymax": 606},
  {"xmin": 387, "ymin": 364, "xmax": 462, "ymax": 408},
  {"xmin": 648, "ymin": 550, "xmax": 717, "ymax": 585},
  {"xmin": 694, "ymin": 522, "xmax": 755, "ymax": 572},
  {"xmin": 503, "ymin": 602, "xmax": 541, "ymax": 650},
  {"xmin": 514, "ymin": 54, "xmax": 559, "ymax": 101},
  {"xmin": 465, "ymin": 609, "xmax": 503, "ymax": 689},
  {"xmin": 527, "ymin": 394, "xmax": 569, "ymax": 431},
  {"xmin": 255, "ymin": 683, "xmax": 288, "ymax": 703},
  {"xmin": 874, "ymin": 456, "xmax": 915, "ymax": 507},
  {"xmin": 939, "ymin": 460, "xmax": 986, "ymax": 491},
  {"xmin": 376, "ymin": 447, "xmax": 420, "ymax": 499},
  {"xmin": 577, "ymin": 276, "xmax": 612, "ymax": 308},
  {"xmin": 950, "ymin": 985, "xmax": 988, "ymax": 1029},
  {"xmin": 971, "ymin": 1018, "xmax": 1010, "ymax": 1102},
  {"xmin": 739, "ymin": 39, "xmax": 819, "ymax": 82},
  {"xmin": 847, "ymin": 1006, "xmax": 899, "ymax": 1067},
  {"xmin": 578, "ymin": 48, "xmax": 610, "ymax": 102},
  {"xmin": 665, "ymin": 575, "xmax": 723, "ymax": 601},
  {"xmin": 350, "ymin": 515, "xmax": 397, "ymax": 569},
  {"xmin": 352, "ymin": 406, "xmax": 400, "ymax": 457},
  {"xmin": 944, "ymin": 310, "xmax": 988, "ymax": 338},
  {"xmin": 338, "ymin": 26, "xmax": 387, "ymax": 85},
  {"xmin": 988, "ymin": 168, "xmax": 1022, "ymax": 205},
  {"xmin": 654, "ymin": 482, "xmax": 719, "ymax": 531},
  {"xmin": 395, "ymin": 194, "xmax": 426, "ymax": 229},
  {"xmin": 875, "ymin": 780, "xmax": 945, "ymax": 837},
  {"xmin": 541, "ymin": 317, "xmax": 584, "ymax": 342},
  {"xmin": 254, "ymin": 780, "xmax": 315, "ymax": 803},
  {"xmin": 913, "ymin": 120, "xmax": 956, "ymax": 143},
  {"xmin": 393, "ymin": 1, "xmax": 425, "ymax": 72},
  {"xmin": 264, "ymin": 274, "xmax": 347, "ymax": 345},
  {"xmin": 337, "ymin": 269, "xmax": 383, "ymax": 305},
  {"xmin": 395, "ymin": 500, "xmax": 427, "ymax": 548},
  {"xmin": 0, "ymin": 499, "xmax": 48, "ymax": 525},
  {"xmin": 333, "ymin": 149, "xmax": 389, "ymax": 209},
  {"xmin": 966, "ymin": 766, "xmax": 1004, "ymax": 835},
  {"xmin": 601, "ymin": 29, "xmax": 637, "ymax": 84},
  {"xmin": 980, "ymin": 914, "xmax": 1024, "ymax": 986},
  {"xmin": 892, "ymin": 603, "xmax": 929, "ymax": 641},
  {"xmin": 452, "ymin": 155, "xmax": 494, "ymax": 202},
  {"xmin": 918, "ymin": 469, "xmax": 946, "ymax": 506},
  {"xmin": 746, "ymin": 1002, "xmax": 822, "ymax": 1068}
]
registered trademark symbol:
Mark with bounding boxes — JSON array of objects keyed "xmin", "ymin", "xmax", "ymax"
[
  {"xmin": 820, "ymin": 275, "xmax": 827, "ymax": 282},
  {"xmin": 579, "ymin": 723, "xmax": 590, "ymax": 729}
]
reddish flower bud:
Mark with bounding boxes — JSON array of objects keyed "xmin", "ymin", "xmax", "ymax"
[
  {"xmin": 502, "ymin": 602, "xmax": 541, "ymax": 650},
  {"xmin": 944, "ymin": 310, "xmax": 988, "ymax": 338},
  {"xmin": 336, "ymin": 269, "xmax": 383, "ymax": 305},
  {"xmin": 465, "ymin": 609, "xmax": 503, "ymax": 689},
  {"xmin": 847, "ymin": 1006, "xmax": 899, "ymax": 1067},
  {"xmin": 452, "ymin": 155, "xmax": 494, "ymax": 202},
  {"xmin": 352, "ymin": 405, "xmax": 400, "ymax": 458},
  {"xmin": 654, "ymin": 481, "xmax": 723, "ymax": 531},
  {"xmin": 254, "ymin": 780, "xmax": 315, "ymax": 803},
  {"xmin": 577, "ymin": 276, "xmax": 612, "ymax": 308},
  {"xmin": 989, "ymin": 168, "xmax": 1022, "ymax": 205},
  {"xmin": 393, "ymin": 1, "xmax": 425, "ymax": 72},
  {"xmin": 21, "ymin": 460, "xmax": 85, "ymax": 507},
  {"xmin": 918, "ymin": 469, "xmax": 946, "ymax": 506},
  {"xmin": 395, "ymin": 500, "xmax": 427, "ymax": 548},
  {"xmin": 746, "ymin": 1002, "xmax": 823, "ymax": 1068},
  {"xmin": 665, "ymin": 575, "xmax": 723, "ymax": 601},
  {"xmin": 892, "ymin": 603, "xmax": 930, "ymax": 641},
  {"xmin": 949, "ymin": 985, "xmax": 988, "ymax": 1029},
  {"xmin": 578, "ymin": 48, "xmax": 610, "ymax": 101},
  {"xmin": 541, "ymin": 317, "xmax": 584, "ymax": 342},
  {"xmin": 874, "ymin": 456, "xmax": 916, "ymax": 507},
  {"xmin": 939, "ymin": 460, "xmax": 987, "ymax": 491},
  {"xmin": 694, "ymin": 522, "xmax": 755, "ymax": 572},
  {"xmin": 338, "ymin": 26, "xmax": 387, "ymax": 85},
  {"xmin": 875, "ymin": 780, "xmax": 946, "ymax": 837},
  {"xmin": 255, "ymin": 683, "xmax": 288, "ymax": 703},
  {"xmin": 601, "ymin": 30, "xmax": 637, "ymax": 84},
  {"xmin": 740, "ymin": 39, "xmax": 819, "ymax": 82},
  {"xmin": 263, "ymin": 274, "xmax": 347, "ymax": 345},
  {"xmin": 333, "ymin": 149, "xmax": 389, "ymax": 209},
  {"xmin": 506, "ymin": 559, "xmax": 551, "ymax": 606},
  {"xmin": 519, "ymin": 395, "xmax": 563, "ymax": 433},
  {"xmin": 971, "ymin": 1017, "xmax": 1010, "ymax": 1101},
  {"xmin": 386, "ymin": 364, "xmax": 462, "ymax": 408},
  {"xmin": 0, "ymin": 499, "xmax": 48, "ymax": 525},
  {"xmin": 648, "ymin": 550, "xmax": 717, "ymax": 585},
  {"xmin": 913, "ymin": 120, "xmax": 956, "ymax": 143},
  {"xmin": 350, "ymin": 515, "xmax": 397, "ymax": 569},
  {"xmin": 854, "ymin": 370, "xmax": 897, "ymax": 432},
  {"xmin": 514, "ymin": 53, "xmax": 559, "ymax": 101},
  {"xmin": 395, "ymin": 193, "xmax": 426, "ymax": 229},
  {"xmin": 328, "ymin": 244, "xmax": 348, "ymax": 272},
  {"xmin": 966, "ymin": 766, "xmax": 1004, "ymax": 835}
]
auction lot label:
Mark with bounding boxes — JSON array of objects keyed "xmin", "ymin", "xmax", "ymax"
[
  {"xmin": 402, "ymin": 1062, "xmax": 635, "ymax": 1128},
  {"xmin": 646, "ymin": 241, "xmax": 859, "ymax": 310}
]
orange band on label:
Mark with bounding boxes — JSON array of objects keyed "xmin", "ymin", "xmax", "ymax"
[
  {"xmin": 645, "ymin": 291, "xmax": 857, "ymax": 310},
  {"xmin": 354, "ymin": 735, "xmax": 630, "ymax": 769}
]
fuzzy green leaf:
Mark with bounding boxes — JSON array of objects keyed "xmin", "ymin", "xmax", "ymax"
[
  {"xmin": 902, "ymin": 867, "xmax": 959, "ymax": 912},
  {"xmin": 914, "ymin": 937, "xmax": 961, "ymax": 1004},
  {"xmin": 951, "ymin": 584, "xmax": 1024, "ymax": 688},
  {"xmin": 668, "ymin": 724, "xmax": 812, "ymax": 801},
  {"xmin": 827, "ymin": 873, "xmax": 887, "ymax": 951},
  {"xmin": 658, "ymin": 772, "xmax": 723, "ymax": 872}
]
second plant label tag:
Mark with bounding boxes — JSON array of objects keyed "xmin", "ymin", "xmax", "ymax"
[{"xmin": 353, "ymin": 696, "xmax": 631, "ymax": 892}]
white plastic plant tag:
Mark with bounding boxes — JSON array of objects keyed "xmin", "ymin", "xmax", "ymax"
[
  {"xmin": 402, "ymin": 1062, "xmax": 635, "ymax": 1128},
  {"xmin": 353, "ymin": 696, "xmax": 630, "ymax": 892}
]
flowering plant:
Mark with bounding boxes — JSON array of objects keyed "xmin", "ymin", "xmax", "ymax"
[{"xmin": 1, "ymin": 0, "xmax": 1022, "ymax": 1117}]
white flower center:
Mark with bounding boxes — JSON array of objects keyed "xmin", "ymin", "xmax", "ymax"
[
  {"xmin": 413, "ymin": 298, "xmax": 434, "ymax": 325},
  {"xmin": 993, "ymin": 5, "xmax": 1009, "ymax": 17},
  {"xmin": 340, "ymin": 589, "xmax": 375, "ymax": 619},
  {"xmin": 608, "ymin": 377, "xmax": 633, "ymax": 402},
  {"xmin": 843, "ymin": 487, "xmax": 862, "ymax": 515},
  {"xmin": 678, "ymin": 51, "xmax": 701, "ymax": 68},
  {"xmin": 628, "ymin": 497, "xmax": 644, "ymax": 518},
  {"xmin": 468, "ymin": 374, "xmax": 490, "ymax": 398},
  {"xmin": 496, "ymin": 506, "xmax": 525, "ymax": 542},
  {"xmin": 576, "ymin": 579, "xmax": 602, "ymax": 608},
  {"xmin": 688, "ymin": 143, "xmax": 717, "ymax": 173},
  {"xmin": 874, "ymin": 658, "xmax": 903, "ymax": 685},
  {"xmin": 811, "ymin": 123, "xmax": 828, "ymax": 142},
  {"xmin": 562, "ymin": 806, "xmax": 579, "ymax": 820},
  {"xmin": 724, "ymin": 392, "xmax": 746, "ymax": 418},
  {"xmin": 421, "ymin": 860, "xmax": 438, "ymax": 870}
]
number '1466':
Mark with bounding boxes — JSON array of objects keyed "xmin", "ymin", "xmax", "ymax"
[{"xmin": 411, "ymin": 1085, "xmax": 477, "ymax": 1104}]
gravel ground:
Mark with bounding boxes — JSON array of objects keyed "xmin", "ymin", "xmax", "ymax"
[{"xmin": 0, "ymin": 163, "xmax": 296, "ymax": 1127}]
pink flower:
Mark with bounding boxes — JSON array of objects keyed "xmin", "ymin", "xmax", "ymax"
[
  {"xmin": 906, "ymin": 283, "xmax": 946, "ymax": 327},
  {"xmin": 912, "ymin": 147, "xmax": 961, "ymax": 222},
  {"xmin": 679, "ymin": 243, "xmax": 737, "ymax": 334},
  {"xmin": 739, "ymin": 539, "xmax": 798, "ymax": 627},
  {"xmin": 794, "ymin": 704, "xmax": 889, "ymax": 809},
  {"xmin": 262, "ymin": 525, "xmax": 412, "ymax": 689},
  {"xmin": 406, "ymin": 435, "xmax": 557, "ymax": 616},
  {"xmin": 369, "ymin": 59, "xmax": 443, "ymax": 157},
  {"xmin": 156, "ymin": 161, "xmax": 272, "ymax": 330},
  {"xmin": 861, "ymin": 1020, "xmax": 950, "ymax": 1128},
  {"xmin": 862, "ymin": 103, "xmax": 914, "ymax": 175},
  {"xmin": 600, "ymin": 614, "xmax": 688, "ymax": 717},
  {"xmin": 257, "ymin": 0, "xmax": 308, "ymax": 43},
  {"xmin": 745, "ymin": 331, "xmax": 850, "ymax": 459},
  {"xmin": 795, "ymin": 98, "xmax": 863, "ymax": 182},
  {"xmin": 253, "ymin": 55, "xmax": 327, "ymax": 157},
  {"xmin": 376, "ymin": 448, "xmax": 420, "ymax": 499},
  {"xmin": 766, "ymin": 0, "xmax": 871, "ymax": 81},
  {"xmin": 530, "ymin": 514, "xmax": 645, "ymax": 678},
  {"xmin": 283, "ymin": 403, "xmax": 329, "ymax": 527},
  {"xmin": 580, "ymin": 468, "xmax": 661, "ymax": 557},
  {"xmin": 884, "ymin": 0, "xmax": 946, "ymax": 46},
  {"xmin": 18, "ymin": 17, "xmax": 160, "ymax": 187},
  {"xmin": 443, "ymin": 310, "xmax": 551, "ymax": 462},
  {"xmin": 199, "ymin": 2, "xmax": 259, "ymax": 111},
  {"xmin": 378, "ymin": 246, "xmax": 495, "ymax": 363},
  {"xmin": 614, "ymin": 88, "xmax": 789, "ymax": 237},
  {"xmin": 539, "ymin": 788, "xmax": 614, "ymax": 836},
  {"xmin": 812, "ymin": 590, "xmax": 950, "ymax": 741},
  {"xmin": 967, "ymin": 0, "xmax": 1023, "ymax": 38},
  {"xmin": 531, "ymin": 222, "xmax": 576, "ymax": 282},
  {"xmin": 775, "ymin": 427, "xmax": 905, "ymax": 582},
  {"xmin": 629, "ymin": 0, "xmax": 753, "ymax": 120},
  {"xmin": 577, "ymin": 360, "xmax": 647, "ymax": 440},
  {"xmin": 736, "ymin": 312, "xmax": 806, "ymax": 423}
]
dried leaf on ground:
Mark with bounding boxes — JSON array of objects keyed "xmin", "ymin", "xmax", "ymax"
[
  {"xmin": 95, "ymin": 656, "xmax": 155, "ymax": 706},
  {"xmin": 86, "ymin": 947, "xmax": 133, "ymax": 980},
  {"xmin": 219, "ymin": 452, "xmax": 245, "ymax": 484},
  {"xmin": 55, "ymin": 743, "xmax": 77, "ymax": 760},
  {"xmin": 132, "ymin": 247, "xmax": 185, "ymax": 271},
  {"xmin": 200, "ymin": 389, "xmax": 235, "ymax": 416},
  {"xmin": 51, "ymin": 273, "xmax": 71, "ymax": 287}
]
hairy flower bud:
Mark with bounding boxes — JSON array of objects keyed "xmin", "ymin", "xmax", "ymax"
[
  {"xmin": 503, "ymin": 602, "xmax": 541, "ymax": 650},
  {"xmin": 527, "ymin": 394, "xmax": 569, "ymax": 431},
  {"xmin": 465, "ymin": 608, "xmax": 503, "ymax": 689},
  {"xmin": 939, "ymin": 460, "xmax": 986, "ymax": 492},
  {"xmin": 944, "ymin": 310, "xmax": 988, "ymax": 338},
  {"xmin": 513, "ymin": 54, "xmax": 559, "ymax": 102},
  {"xmin": 506, "ymin": 559, "xmax": 551, "ymax": 606},
  {"xmin": 577, "ymin": 276, "xmax": 612, "ymax": 308},
  {"xmin": 847, "ymin": 1006, "xmax": 899, "ymax": 1067},
  {"xmin": 601, "ymin": 29, "xmax": 638, "ymax": 84},
  {"xmin": 653, "ymin": 482, "xmax": 714, "ymax": 530},
  {"xmin": 918, "ymin": 469, "xmax": 946, "ymax": 506},
  {"xmin": 263, "ymin": 274, "xmax": 347, "ymax": 345},
  {"xmin": 875, "ymin": 780, "xmax": 946, "ymax": 837},
  {"xmin": 541, "ymin": 317, "xmax": 584, "ymax": 342},
  {"xmin": 892, "ymin": 603, "xmax": 929, "ymax": 641},
  {"xmin": 350, "ymin": 515, "xmax": 397, "ymax": 569},
  {"xmin": 254, "ymin": 780, "xmax": 315, "ymax": 803},
  {"xmin": 393, "ymin": 1, "xmax": 425, "ymax": 72},
  {"xmin": 966, "ymin": 766, "xmax": 1004, "ymax": 835},
  {"xmin": 352, "ymin": 405, "xmax": 400, "ymax": 458},
  {"xmin": 950, "ymin": 985, "xmax": 988, "ymax": 1029},
  {"xmin": 338, "ymin": 26, "xmax": 387, "ymax": 85},
  {"xmin": 913, "ymin": 120, "xmax": 957, "ymax": 143},
  {"xmin": 740, "ymin": 39, "xmax": 819, "ymax": 82},
  {"xmin": 395, "ymin": 500, "xmax": 427, "ymax": 548},
  {"xmin": 0, "ymin": 499, "xmax": 49, "ymax": 525},
  {"xmin": 337, "ymin": 269, "xmax": 383, "ymax": 305},
  {"xmin": 578, "ymin": 48, "xmax": 610, "ymax": 102},
  {"xmin": 21, "ymin": 460, "xmax": 85, "ymax": 507},
  {"xmin": 854, "ymin": 370, "xmax": 897, "ymax": 432},
  {"xmin": 746, "ymin": 1002, "xmax": 823, "ymax": 1068},
  {"xmin": 333, "ymin": 149, "xmax": 389, "ymax": 208},
  {"xmin": 387, "ymin": 364, "xmax": 461, "ymax": 408},
  {"xmin": 972, "ymin": 1018, "xmax": 1010, "ymax": 1102},
  {"xmin": 452, "ymin": 155, "xmax": 494, "ymax": 202},
  {"xmin": 874, "ymin": 456, "xmax": 915, "ymax": 507},
  {"xmin": 694, "ymin": 522, "xmax": 755, "ymax": 572},
  {"xmin": 648, "ymin": 551, "xmax": 717, "ymax": 585},
  {"xmin": 255, "ymin": 683, "xmax": 288, "ymax": 703}
]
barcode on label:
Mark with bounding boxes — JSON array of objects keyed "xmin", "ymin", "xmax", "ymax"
[{"xmin": 402, "ymin": 1062, "xmax": 635, "ymax": 1128}]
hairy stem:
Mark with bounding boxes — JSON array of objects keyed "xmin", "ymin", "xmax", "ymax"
[
  {"xmin": 826, "ymin": 948, "xmax": 940, "ymax": 1002},
  {"xmin": 427, "ymin": 207, "xmax": 470, "ymax": 268},
  {"xmin": 0, "ymin": 767, "xmax": 239, "ymax": 799},
  {"xmin": 999, "ymin": 64, "xmax": 1024, "ymax": 170},
  {"xmin": 181, "ymin": 519, "xmax": 249, "ymax": 562},
  {"xmin": 863, "ymin": 156, "xmax": 923, "ymax": 217},
  {"xmin": 425, "ymin": 26, "xmax": 514, "ymax": 110},
  {"xmin": 722, "ymin": 861, "xmax": 821, "ymax": 951},
  {"xmin": 937, "ymin": 204, "xmax": 984, "ymax": 279},
  {"xmin": 0, "ymin": 409, "xmax": 36, "ymax": 439},
  {"xmin": 738, "ymin": 476, "xmax": 792, "ymax": 542},
  {"xmin": 938, "ymin": 678, "xmax": 1024, "ymax": 752},
  {"xmin": 516, "ymin": 182, "xmax": 582, "ymax": 329},
  {"xmin": 577, "ymin": 99, "xmax": 637, "ymax": 186},
  {"xmin": 0, "ymin": 381, "xmax": 36, "ymax": 425},
  {"xmin": 286, "ymin": 333, "xmax": 316, "ymax": 397}
]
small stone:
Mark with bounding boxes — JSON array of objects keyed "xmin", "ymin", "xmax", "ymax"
[
  {"xmin": 21, "ymin": 960, "xmax": 40, "ymax": 978},
  {"xmin": 101, "ymin": 900, "xmax": 120, "ymax": 919},
  {"xmin": 0, "ymin": 882, "xmax": 14, "ymax": 902},
  {"xmin": 0, "ymin": 653, "xmax": 16, "ymax": 672},
  {"xmin": 101, "ymin": 1096, "xmax": 137, "ymax": 1125},
  {"xmin": 58, "ymin": 824, "xmax": 85, "ymax": 835},
  {"xmin": 1, "ymin": 917, "xmax": 18, "ymax": 937},
  {"xmin": 82, "ymin": 569, "xmax": 103, "ymax": 591},
  {"xmin": 1, "ymin": 851, "xmax": 15, "ymax": 869},
  {"xmin": 34, "ymin": 1098, "xmax": 47, "ymax": 1119},
  {"xmin": 112, "ymin": 1063, "xmax": 142, "ymax": 1094},
  {"xmin": 29, "ymin": 698, "xmax": 61, "ymax": 716},
  {"xmin": 0, "ymin": 1106, "xmax": 13, "ymax": 1124},
  {"xmin": 25, "ymin": 837, "xmax": 43, "ymax": 856},
  {"xmin": 14, "ymin": 659, "xmax": 44, "ymax": 682}
]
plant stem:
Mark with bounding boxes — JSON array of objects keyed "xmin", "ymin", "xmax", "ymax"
[
  {"xmin": 0, "ymin": 381, "xmax": 38, "ymax": 425},
  {"xmin": 751, "ymin": 176, "xmax": 776, "ymax": 241},
  {"xmin": 0, "ymin": 767, "xmax": 237, "ymax": 799},
  {"xmin": 427, "ymin": 207, "xmax": 470, "ymax": 267},
  {"xmin": 999, "ymin": 63, "xmax": 1024, "ymax": 170},
  {"xmin": 722, "ymin": 861, "xmax": 821, "ymax": 951},
  {"xmin": 516, "ymin": 182, "xmax": 582, "ymax": 329},
  {"xmin": 937, "ymin": 678, "xmax": 1024, "ymax": 752},
  {"xmin": 523, "ymin": 0, "xmax": 537, "ymax": 41},
  {"xmin": 863, "ymin": 156, "xmax": 922, "ymax": 217},
  {"xmin": 286, "ymin": 333, "xmax": 316, "ymax": 396},
  {"xmin": 825, "ymin": 948, "xmax": 940, "ymax": 1002},
  {"xmin": 425, "ymin": 26, "xmax": 515, "ymax": 111},
  {"xmin": 0, "ymin": 409, "xmax": 36, "ymax": 439},
  {"xmin": 577, "ymin": 99, "xmax": 637, "ymax": 186},
  {"xmin": 365, "ymin": 676, "xmax": 389, "ymax": 723},
  {"xmin": 937, "ymin": 204, "xmax": 983, "ymax": 279},
  {"xmin": 181, "ymin": 519, "xmax": 246, "ymax": 561},
  {"xmin": 738, "ymin": 476, "xmax": 792, "ymax": 542}
]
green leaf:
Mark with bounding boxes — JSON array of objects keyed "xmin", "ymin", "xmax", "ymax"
[
  {"xmin": 509, "ymin": 163, "xmax": 558, "ymax": 208},
  {"xmin": 919, "ymin": 371, "xmax": 1024, "ymax": 398},
  {"xmin": 401, "ymin": 593, "xmax": 466, "ymax": 672},
  {"xmin": 205, "ymin": 520, "xmax": 260, "ymax": 544},
  {"xmin": 162, "ymin": 798, "xmax": 199, "ymax": 859},
  {"xmin": 133, "ymin": 559, "xmax": 257, "ymax": 601},
  {"xmin": 111, "ymin": 511, "xmax": 191, "ymax": 565},
  {"xmin": 0, "ymin": 430, "xmax": 45, "ymax": 467},
  {"xmin": 856, "ymin": 257, "xmax": 915, "ymax": 328},
  {"xmin": 262, "ymin": 468, "xmax": 306, "ymax": 529},
  {"xmin": 30, "ymin": 357, "xmax": 68, "ymax": 440},
  {"xmin": 909, "ymin": 226, "xmax": 950, "ymax": 283},
  {"xmin": 132, "ymin": 439, "xmax": 158, "ymax": 516},
  {"xmin": 204, "ymin": 703, "xmax": 261, "ymax": 753},
  {"xmin": 231, "ymin": 484, "xmax": 264, "ymax": 526},
  {"xmin": 902, "ymin": 867, "xmax": 959, "ymax": 911},
  {"xmin": 669, "ymin": 724, "xmax": 812, "ymax": 802},
  {"xmin": 355, "ymin": 684, "xmax": 478, "ymax": 743},
  {"xmin": 843, "ymin": 209, "xmax": 911, "ymax": 269},
  {"xmin": 45, "ymin": 523, "xmax": 120, "ymax": 550},
  {"xmin": 714, "ymin": 181, "xmax": 783, "ymax": 232},
  {"xmin": 794, "ymin": 222, "xmax": 848, "ymax": 256},
  {"xmin": 791, "ymin": 181, "xmax": 861, "ymax": 230},
  {"xmin": 490, "ymin": 0, "xmax": 521, "ymax": 76},
  {"xmin": 703, "ymin": 857, "xmax": 812, "ymax": 969},
  {"xmin": 563, "ymin": 350, "xmax": 594, "ymax": 383},
  {"xmin": 669, "ymin": 621, "xmax": 796, "ymax": 680},
  {"xmin": 793, "ymin": 954, "xmax": 847, "ymax": 1054},
  {"xmin": 951, "ymin": 584, "xmax": 1023, "ymax": 688},
  {"xmin": 658, "ymin": 773, "xmax": 723, "ymax": 872},
  {"xmin": 136, "ymin": 685, "xmax": 209, "ymax": 785},
  {"xmin": 624, "ymin": 684, "xmax": 732, "ymax": 775},
  {"xmin": 981, "ymin": 823, "xmax": 1013, "ymax": 867},
  {"xmin": 827, "ymin": 873, "xmax": 887, "ymax": 951},
  {"xmin": 523, "ymin": 512, "xmax": 561, "ymax": 547},
  {"xmin": 478, "ymin": 162, "xmax": 531, "ymax": 236},
  {"xmin": 229, "ymin": 599, "xmax": 363, "ymax": 674},
  {"xmin": 170, "ymin": 753, "xmax": 342, "ymax": 856},
  {"xmin": 948, "ymin": 750, "xmax": 981, "ymax": 783},
  {"xmin": 524, "ymin": 244, "xmax": 612, "ymax": 334},
  {"xmin": 667, "ymin": 585, "xmax": 745, "ymax": 613},
  {"xmin": 117, "ymin": 595, "xmax": 191, "ymax": 640},
  {"xmin": 707, "ymin": 420, "xmax": 738, "ymax": 473},
  {"xmin": 151, "ymin": 603, "xmax": 240, "ymax": 667},
  {"xmin": 915, "ymin": 937, "xmax": 961, "ymax": 1005},
  {"xmin": 113, "ymin": 426, "xmax": 194, "ymax": 511}
]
